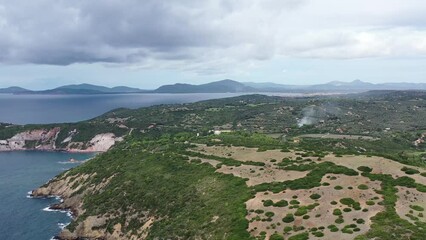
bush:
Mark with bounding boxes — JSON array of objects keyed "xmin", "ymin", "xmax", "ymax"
[
  {"xmin": 312, "ymin": 231, "xmax": 324, "ymax": 237},
  {"xmin": 334, "ymin": 185, "xmax": 343, "ymax": 190},
  {"xmin": 343, "ymin": 208, "xmax": 352, "ymax": 212},
  {"xmin": 356, "ymin": 219, "xmax": 365, "ymax": 224},
  {"xmin": 288, "ymin": 232, "xmax": 309, "ymax": 240},
  {"xmin": 333, "ymin": 209, "xmax": 343, "ymax": 216},
  {"xmin": 265, "ymin": 211, "xmax": 275, "ymax": 217},
  {"xmin": 410, "ymin": 205, "xmax": 425, "ymax": 212},
  {"xmin": 335, "ymin": 216, "xmax": 344, "ymax": 224},
  {"xmin": 310, "ymin": 193, "xmax": 321, "ymax": 200},
  {"xmin": 295, "ymin": 207, "xmax": 308, "ymax": 216},
  {"xmin": 270, "ymin": 233, "xmax": 284, "ymax": 240},
  {"xmin": 282, "ymin": 214, "xmax": 295, "ymax": 223},
  {"xmin": 273, "ymin": 200, "xmax": 288, "ymax": 207},
  {"xmin": 358, "ymin": 184, "xmax": 369, "ymax": 190},
  {"xmin": 263, "ymin": 200, "xmax": 274, "ymax": 207},
  {"xmin": 357, "ymin": 166, "xmax": 373, "ymax": 173},
  {"xmin": 402, "ymin": 167, "xmax": 420, "ymax": 175}
]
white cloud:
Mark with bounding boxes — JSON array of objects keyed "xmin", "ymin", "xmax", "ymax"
[{"xmin": 0, "ymin": 0, "xmax": 425, "ymax": 74}]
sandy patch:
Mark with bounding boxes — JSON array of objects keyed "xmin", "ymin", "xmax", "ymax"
[
  {"xmin": 218, "ymin": 164, "xmax": 308, "ymax": 186},
  {"xmin": 395, "ymin": 186, "xmax": 426, "ymax": 224},
  {"xmin": 193, "ymin": 144, "xmax": 298, "ymax": 163},
  {"xmin": 246, "ymin": 174, "xmax": 384, "ymax": 240},
  {"xmin": 298, "ymin": 134, "xmax": 378, "ymax": 140},
  {"xmin": 323, "ymin": 155, "xmax": 426, "ymax": 185}
]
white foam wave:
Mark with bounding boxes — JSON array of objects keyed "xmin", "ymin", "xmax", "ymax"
[{"xmin": 42, "ymin": 207, "xmax": 68, "ymax": 213}]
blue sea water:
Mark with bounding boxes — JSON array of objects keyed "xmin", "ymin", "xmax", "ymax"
[
  {"xmin": 0, "ymin": 151, "xmax": 93, "ymax": 240},
  {"xmin": 0, "ymin": 93, "xmax": 245, "ymax": 124}
]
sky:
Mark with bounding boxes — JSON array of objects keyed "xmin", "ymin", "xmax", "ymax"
[{"xmin": 0, "ymin": 0, "xmax": 425, "ymax": 90}]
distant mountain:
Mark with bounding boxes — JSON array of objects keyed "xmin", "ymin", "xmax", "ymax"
[
  {"xmin": 0, "ymin": 86, "xmax": 31, "ymax": 94},
  {"xmin": 2, "ymin": 79, "xmax": 426, "ymax": 95},
  {"xmin": 27, "ymin": 84, "xmax": 146, "ymax": 94},
  {"xmin": 154, "ymin": 79, "xmax": 256, "ymax": 93},
  {"xmin": 245, "ymin": 80, "xmax": 426, "ymax": 93}
]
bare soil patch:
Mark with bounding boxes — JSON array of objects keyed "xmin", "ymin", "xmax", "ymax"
[
  {"xmin": 246, "ymin": 174, "xmax": 383, "ymax": 240},
  {"xmin": 323, "ymin": 155, "xmax": 426, "ymax": 185},
  {"xmin": 395, "ymin": 186, "xmax": 426, "ymax": 224}
]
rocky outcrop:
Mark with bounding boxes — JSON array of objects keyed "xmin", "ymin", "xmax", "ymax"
[
  {"xmin": 0, "ymin": 128, "xmax": 122, "ymax": 152},
  {"xmin": 31, "ymin": 172, "xmax": 134, "ymax": 240},
  {"xmin": 0, "ymin": 128, "xmax": 60, "ymax": 151},
  {"xmin": 67, "ymin": 133, "xmax": 122, "ymax": 152}
]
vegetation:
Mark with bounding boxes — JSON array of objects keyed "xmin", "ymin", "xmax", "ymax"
[{"xmin": 6, "ymin": 92, "xmax": 426, "ymax": 239}]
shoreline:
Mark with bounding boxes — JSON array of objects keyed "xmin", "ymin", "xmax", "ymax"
[
  {"xmin": 0, "ymin": 148, "xmax": 103, "ymax": 154},
  {"xmin": 30, "ymin": 193, "xmax": 76, "ymax": 240}
]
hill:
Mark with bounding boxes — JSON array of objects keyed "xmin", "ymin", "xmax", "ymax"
[
  {"xmin": 154, "ymin": 79, "xmax": 256, "ymax": 93},
  {"xmin": 3, "ymin": 80, "xmax": 426, "ymax": 95},
  {"xmin": 0, "ymin": 86, "xmax": 31, "ymax": 94}
]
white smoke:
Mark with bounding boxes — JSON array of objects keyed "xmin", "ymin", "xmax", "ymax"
[
  {"xmin": 297, "ymin": 103, "xmax": 341, "ymax": 127},
  {"xmin": 297, "ymin": 106, "xmax": 317, "ymax": 127}
]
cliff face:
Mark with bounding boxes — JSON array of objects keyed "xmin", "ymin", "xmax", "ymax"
[
  {"xmin": 0, "ymin": 128, "xmax": 121, "ymax": 152},
  {"xmin": 31, "ymin": 172, "xmax": 135, "ymax": 240},
  {"xmin": 32, "ymin": 173, "xmax": 108, "ymax": 239},
  {"xmin": 0, "ymin": 128, "xmax": 60, "ymax": 151}
]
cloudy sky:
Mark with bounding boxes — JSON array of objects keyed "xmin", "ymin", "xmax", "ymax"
[{"xmin": 0, "ymin": 0, "xmax": 425, "ymax": 89}]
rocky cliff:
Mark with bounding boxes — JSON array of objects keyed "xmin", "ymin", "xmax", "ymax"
[{"xmin": 0, "ymin": 127, "xmax": 122, "ymax": 152}]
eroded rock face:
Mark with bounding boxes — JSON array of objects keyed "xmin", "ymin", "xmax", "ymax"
[
  {"xmin": 0, "ymin": 128, "xmax": 121, "ymax": 152},
  {"xmin": 68, "ymin": 133, "xmax": 120, "ymax": 152},
  {"xmin": 0, "ymin": 128, "xmax": 60, "ymax": 151}
]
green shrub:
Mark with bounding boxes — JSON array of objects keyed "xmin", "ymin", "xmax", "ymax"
[
  {"xmin": 312, "ymin": 231, "xmax": 324, "ymax": 237},
  {"xmin": 282, "ymin": 214, "xmax": 295, "ymax": 223},
  {"xmin": 409, "ymin": 205, "xmax": 425, "ymax": 212},
  {"xmin": 310, "ymin": 193, "xmax": 322, "ymax": 200},
  {"xmin": 265, "ymin": 211, "xmax": 275, "ymax": 217},
  {"xmin": 288, "ymin": 232, "xmax": 309, "ymax": 240},
  {"xmin": 335, "ymin": 216, "xmax": 344, "ymax": 224},
  {"xmin": 255, "ymin": 209, "xmax": 264, "ymax": 214},
  {"xmin": 357, "ymin": 166, "xmax": 373, "ymax": 173},
  {"xmin": 263, "ymin": 200, "xmax": 274, "ymax": 207},
  {"xmin": 295, "ymin": 207, "xmax": 308, "ymax": 216},
  {"xmin": 356, "ymin": 219, "xmax": 365, "ymax": 224},
  {"xmin": 402, "ymin": 167, "xmax": 420, "ymax": 175},
  {"xmin": 333, "ymin": 209, "xmax": 343, "ymax": 216},
  {"xmin": 358, "ymin": 184, "xmax": 369, "ymax": 190},
  {"xmin": 273, "ymin": 200, "xmax": 288, "ymax": 207},
  {"xmin": 270, "ymin": 233, "xmax": 284, "ymax": 240}
]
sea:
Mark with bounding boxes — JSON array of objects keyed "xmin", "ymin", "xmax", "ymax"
[
  {"xmin": 0, "ymin": 93, "xmax": 252, "ymax": 240},
  {"xmin": 0, "ymin": 151, "xmax": 93, "ymax": 240},
  {"xmin": 0, "ymin": 93, "xmax": 247, "ymax": 124}
]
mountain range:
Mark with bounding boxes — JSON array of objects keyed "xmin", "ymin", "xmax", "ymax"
[{"xmin": 0, "ymin": 79, "xmax": 425, "ymax": 94}]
